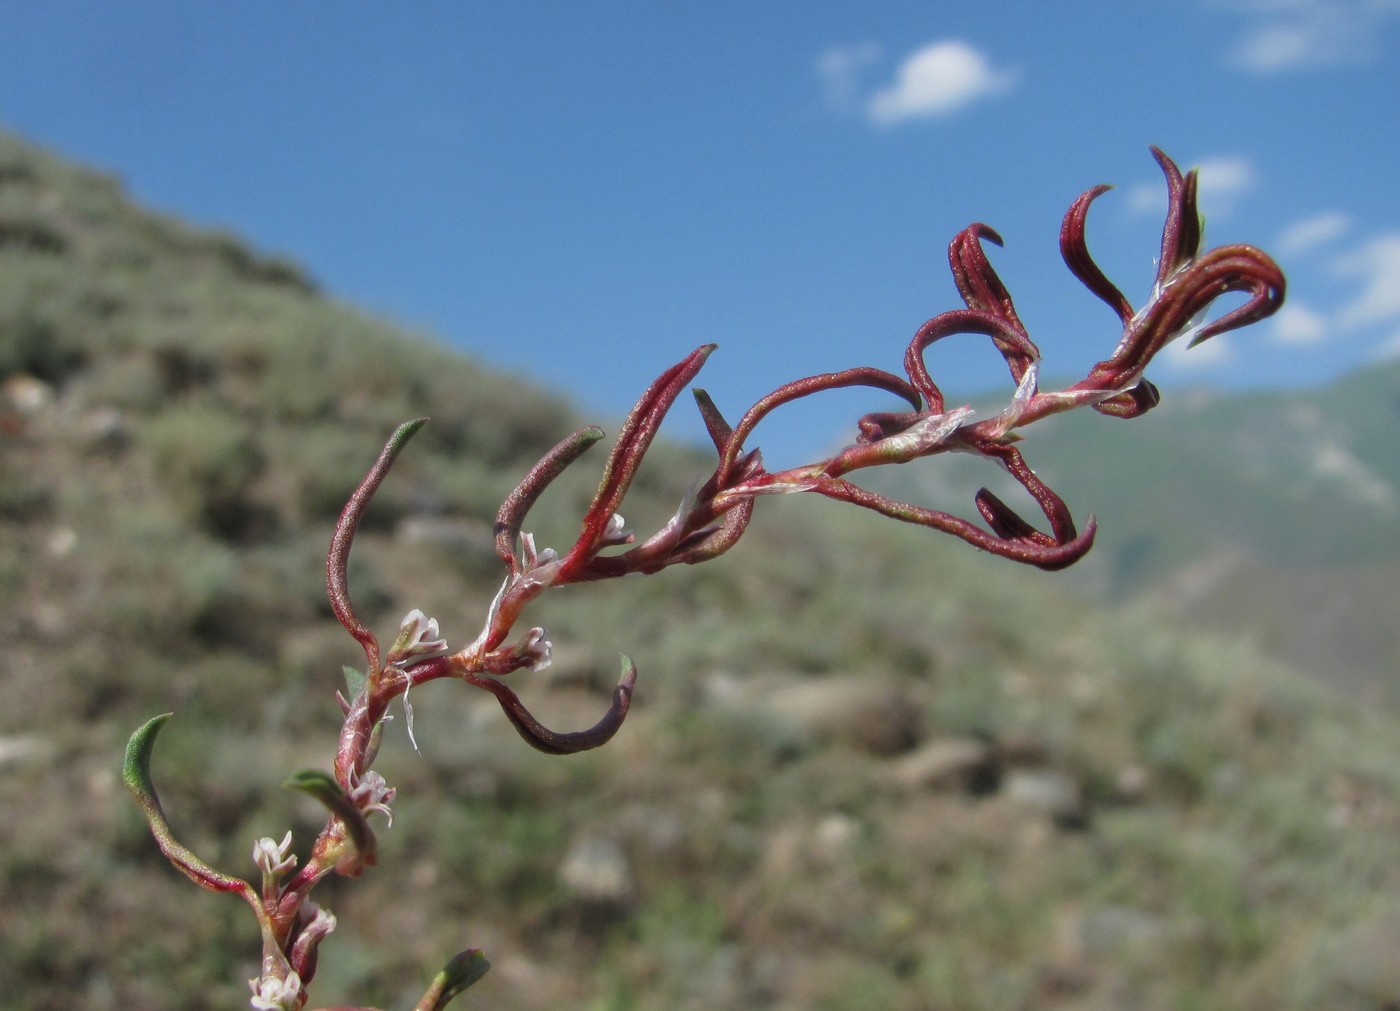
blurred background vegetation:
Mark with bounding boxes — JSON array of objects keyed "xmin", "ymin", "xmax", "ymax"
[{"xmin": 3, "ymin": 129, "xmax": 1399, "ymax": 1010}]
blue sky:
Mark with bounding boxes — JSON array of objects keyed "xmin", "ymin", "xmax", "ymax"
[{"xmin": 1, "ymin": 2, "xmax": 1397, "ymax": 464}]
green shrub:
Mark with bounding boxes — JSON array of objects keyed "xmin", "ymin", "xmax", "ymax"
[{"xmin": 141, "ymin": 403, "xmax": 266, "ymax": 539}]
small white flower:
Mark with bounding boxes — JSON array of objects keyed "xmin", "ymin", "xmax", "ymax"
[
  {"xmin": 288, "ymin": 901, "xmax": 338, "ymax": 967},
  {"xmin": 300, "ymin": 902, "xmax": 338, "ymax": 942},
  {"xmin": 600, "ymin": 513, "xmax": 633, "ymax": 546},
  {"xmin": 248, "ymin": 970, "xmax": 301, "ymax": 1011},
  {"xmin": 466, "ymin": 533, "xmax": 563, "ymax": 661},
  {"xmin": 252, "ymin": 830, "xmax": 297, "ymax": 882},
  {"xmin": 388, "ymin": 608, "xmax": 449, "ymax": 666},
  {"xmin": 630, "ymin": 485, "xmax": 698, "ymax": 555},
  {"xmin": 521, "ymin": 627, "xmax": 553, "ymax": 672},
  {"xmin": 520, "ymin": 531, "xmax": 560, "ymax": 571},
  {"xmin": 348, "ymin": 770, "xmax": 396, "ymax": 826}
]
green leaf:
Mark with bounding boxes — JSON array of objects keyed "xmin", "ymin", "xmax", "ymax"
[
  {"xmin": 283, "ymin": 769, "xmax": 377, "ymax": 875},
  {"xmin": 123, "ymin": 714, "xmax": 256, "ymax": 896},
  {"xmin": 123, "ymin": 712, "xmax": 171, "ymax": 799},
  {"xmin": 343, "ymin": 664, "xmax": 367, "ymax": 702},
  {"xmin": 413, "ymin": 949, "xmax": 491, "ymax": 1011}
]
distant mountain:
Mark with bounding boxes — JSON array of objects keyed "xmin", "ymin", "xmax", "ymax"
[{"xmin": 863, "ymin": 360, "xmax": 1400, "ymax": 699}]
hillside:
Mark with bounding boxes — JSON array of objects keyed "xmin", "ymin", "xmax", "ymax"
[{"xmin": 3, "ymin": 130, "xmax": 1400, "ymax": 1010}]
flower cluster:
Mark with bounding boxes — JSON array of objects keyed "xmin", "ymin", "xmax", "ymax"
[{"xmin": 124, "ymin": 149, "xmax": 1283, "ymax": 1009}]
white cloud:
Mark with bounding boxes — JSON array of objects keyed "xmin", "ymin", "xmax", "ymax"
[
  {"xmin": 816, "ymin": 42, "xmax": 883, "ymax": 110},
  {"xmin": 1276, "ymin": 211, "xmax": 1351, "ymax": 256},
  {"xmin": 1334, "ymin": 233, "xmax": 1400, "ymax": 328},
  {"xmin": 865, "ymin": 41, "xmax": 1015, "ymax": 126},
  {"xmin": 1125, "ymin": 182, "xmax": 1166, "ymax": 217},
  {"xmin": 1253, "ymin": 229, "xmax": 1400, "ymax": 355},
  {"xmin": 1193, "ymin": 157, "xmax": 1256, "ymax": 213},
  {"xmin": 1272, "ymin": 300, "xmax": 1329, "ymax": 344},
  {"xmin": 1234, "ymin": 19, "xmax": 1344, "ymax": 71},
  {"xmin": 1226, "ymin": 0, "xmax": 1400, "ymax": 73}
]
